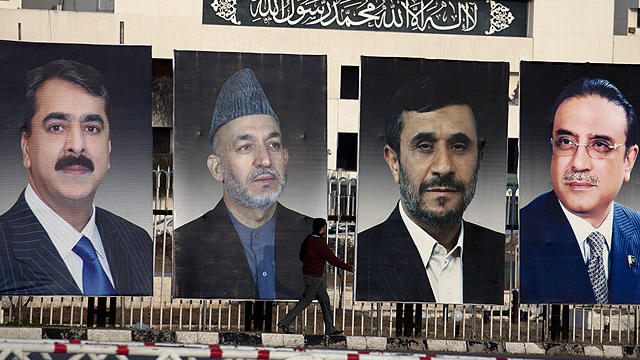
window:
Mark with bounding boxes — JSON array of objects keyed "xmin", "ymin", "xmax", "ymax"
[
  {"xmin": 153, "ymin": 128, "xmax": 171, "ymax": 154},
  {"xmin": 337, "ymin": 132, "xmax": 358, "ymax": 171},
  {"xmin": 21, "ymin": 0, "xmax": 114, "ymax": 12},
  {"xmin": 507, "ymin": 138, "xmax": 518, "ymax": 175},
  {"xmin": 340, "ymin": 66, "xmax": 359, "ymax": 100}
]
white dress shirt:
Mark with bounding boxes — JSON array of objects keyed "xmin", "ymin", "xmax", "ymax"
[
  {"xmin": 25, "ymin": 183, "xmax": 115, "ymax": 292},
  {"xmin": 559, "ymin": 200, "xmax": 613, "ymax": 278},
  {"xmin": 399, "ymin": 201, "xmax": 464, "ymax": 303}
]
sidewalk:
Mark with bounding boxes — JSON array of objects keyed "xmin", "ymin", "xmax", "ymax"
[{"xmin": 0, "ymin": 327, "xmax": 635, "ymax": 357}]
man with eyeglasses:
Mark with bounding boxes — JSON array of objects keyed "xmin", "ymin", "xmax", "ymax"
[{"xmin": 520, "ymin": 77, "xmax": 640, "ymax": 304}]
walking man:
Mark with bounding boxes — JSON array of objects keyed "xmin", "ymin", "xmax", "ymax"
[{"xmin": 278, "ymin": 218, "xmax": 354, "ymax": 335}]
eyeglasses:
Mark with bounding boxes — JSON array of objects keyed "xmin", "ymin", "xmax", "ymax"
[{"xmin": 550, "ymin": 137, "xmax": 625, "ymax": 159}]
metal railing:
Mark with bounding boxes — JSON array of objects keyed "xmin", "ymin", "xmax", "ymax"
[{"xmin": 2, "ymin": 168, "xmax": 639, "ymax": 347}]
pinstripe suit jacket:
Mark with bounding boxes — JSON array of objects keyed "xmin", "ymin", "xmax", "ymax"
[
  {"xmin": 520, "ymin": 191, "xmax": 640, "ymax": 304},
  {"xmin": 356, "ymin": 204, "xmax": 505, "ymax": 304},
  {"xmin": 0, "ymin": 192, "xmax": 153, "ymax": 295}
]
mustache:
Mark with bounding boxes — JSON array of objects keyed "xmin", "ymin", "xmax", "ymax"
[
  {"xmin": 562, "ymin": 170, "xmax": 599, "ymax": 185},
  {"xmin": 54, "ymin": 155, "xmax": 94, "ymax": 172},
  {"xmin": 247, "ymin": 167, "xmax": 281, "ymax": 182},
  {"xmin": 418, "ymin": 174, "xmax": 465, "ymax": 193}
]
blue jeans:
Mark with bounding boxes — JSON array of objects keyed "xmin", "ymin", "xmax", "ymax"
[{"xmin": 279, "ymin": 275, "xmax": 336, "ymax": 334}]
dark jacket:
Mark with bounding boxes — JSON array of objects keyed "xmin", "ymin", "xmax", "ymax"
[
  {"xmin": 173, "ymin": 199, "xmax": 312, "ymax": 300},
  {"xmin": 0, "ymin": 192, "xmax": 153, "ymax": 295},
  {"xmin": 520, "ymin": 190, "xmax": 640, "ymax": 304},
  {"xmin": 356, "ymin": 204, "xmax": 504, "ymax": 304},
  {"xmin": 301, "ymin": 234, "xmax": 353, "ymax": 277}
]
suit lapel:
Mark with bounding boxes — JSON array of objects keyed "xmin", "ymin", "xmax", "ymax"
[
  {"xmin": 96, "ymin": 208, "xmax": 156, "ymax": 295},
  {"xmin": 274, "ymin": 204, "xmax": 305, "ymax": 299},
  {"xmin": 609, "ymin": 203, "xmax": 640, "ymax": 303},
  {"xmin": 8, "ymin": 193, "xmax": 80, "ymax": 295},
  {"xmin": 462, "ymin": 221, "xmax": 504, "ymax": 304},
  {"xmin": 96, "ymin": 209, "xmax": 130, "ymax": 293},
  {"xmin": 380, "ymin": 205, "xmax": 435, "ymax": 302},
  {"xmin": 462, "ymin": 222, "xmax": 479, "ymax": 302},
  {"xmin": 462, "ymin": 222, "xmax": 491, "ymax": 303},
  {"xmin": 538, "ymin": 192, "xmax": 595, "ymax": 303},
  {"xmin": 214, "ymin": 201, "xmax": 258, "ymax": 299}
]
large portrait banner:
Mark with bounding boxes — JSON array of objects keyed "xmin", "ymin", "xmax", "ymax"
[
  {"xmin": 519, "ymin": 61, "xmax": 640, "ymax": 304},
  {"xmin": 172, "ymin": 51, "xmax": 327, "ymax": 300},
  {"xmin": 0, "ymin": 40, "xmax": 153, "ymax": 296},
  {"xmin": 356, "ymin": 56, "xmax": 508, "ymax": 304}
]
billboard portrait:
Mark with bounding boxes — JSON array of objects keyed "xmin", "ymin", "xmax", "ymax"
[
  {"xmin": 519, "ymin": 61, "xmax": 640, "ymax": 304},
  {"xmin": 0, "ymin": 40, "xmax": 153, "ymax": 296},
  {"xmin": 356, "ymin": 56, "xmax": 508, "ymax": 304},
  {"xmin": 172, "ymin": 51, "xmax": 327, "ymax": 300}
]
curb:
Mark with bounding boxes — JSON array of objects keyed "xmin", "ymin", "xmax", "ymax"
[{"xmin": 0, "ymin": 327, "xmax": 633, "ymax": 357}]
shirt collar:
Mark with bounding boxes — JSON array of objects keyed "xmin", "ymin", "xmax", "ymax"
[
  {"xmin": 398, "ymin": 200, "xmax": 464, "ymax": 267},
  {"xmin": 227, "ymin": 207, "xmax": 277, "ymax": 246},
  {"xmin": 25, "ymin": 183, "xmax": 100, "ymax": 258},
  {"xmin": 558, "ymin": 198, "xmax": 613, "ymax": 253}
]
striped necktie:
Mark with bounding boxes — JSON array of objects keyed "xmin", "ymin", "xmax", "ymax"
[
  {"xmin": 586, "ymin": 231, "xmax": 608, "ymax": 304},
  {"xmin": 72, "ymin": 236, "xmax": 115, "ymax": 295}
]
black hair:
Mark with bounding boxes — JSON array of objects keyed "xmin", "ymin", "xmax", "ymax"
[
  {"xmin": 551, "ymin": 77, "xmax": 638, "ymax": 148},
  {"xmin": 21, "ymin": 59, "xmax": 111, "ymax": 135},
  {"xmin": 385, "ymin": 74, "xmax": 484, "ymax": 156},
  {"xmin": 312, "ymin": 218, "xmax": 327, "ymax": 234}
]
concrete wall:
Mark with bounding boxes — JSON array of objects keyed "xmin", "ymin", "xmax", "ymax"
[
  {"xmin": 0, "ymin": 0, "xmax": 20, "ymax": 10},
  {"xmin": 531, "ymin": 0, "xmax": 615, "ymax": 62},
  {"xmin": 614, "ymin": 34, "xmax": 640, "ymax": 62}
]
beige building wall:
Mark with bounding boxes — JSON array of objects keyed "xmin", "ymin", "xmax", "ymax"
[
  {"xmin": 1, "ymin": 0, "xmax": 639, "ymax": 166},
  {"xmin": 531, "ymin": 0, "xmax": 615, "ymax": 63}
]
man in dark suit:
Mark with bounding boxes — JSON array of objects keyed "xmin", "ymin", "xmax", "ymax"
[
  {"xmin": 174, "ymin": 68, "xmax": 311, "ymax": 300},
  {"xmin": 356, "ymin": 75, "xmax": 504, "ymax": 304},
  {"xmin": 0, "ymin": 59, "xmax": 152, "ymax": 296},
  {"xmin": 521, "ymin": 78, "xmax": 640, "ymax": 304}
]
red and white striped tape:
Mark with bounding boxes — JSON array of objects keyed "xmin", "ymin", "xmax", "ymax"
[{"xmin": 0, "ymin": 339, "xmax": 521, "ymax": 360}]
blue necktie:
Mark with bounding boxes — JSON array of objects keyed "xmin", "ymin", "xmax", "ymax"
[{"xmin": 72, "ymin": 236, "xmax": 115, "ymax": 295}]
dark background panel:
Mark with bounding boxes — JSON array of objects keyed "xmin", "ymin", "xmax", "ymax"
[
  {"xmin": 357, "ymin": 56, "xmax": 509, "ymax": 233},
  {"xmin": 0, "ymin": 40, "xmax": 152, "ymax": 234},
  {"xmin": 172, "ymin": 51, "xmax": 327, "ymax": 227},
  {"xmin": 519, "ymin": 61, "xmax": 640, "ymax": 210}
]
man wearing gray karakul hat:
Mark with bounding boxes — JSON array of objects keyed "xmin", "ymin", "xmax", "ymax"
[{"xmin": 174, "ymin": 68, "xmax": 312, "ymax": 300}]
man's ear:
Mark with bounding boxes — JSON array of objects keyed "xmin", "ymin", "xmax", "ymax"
[
  {"xmin": 107, "ymin": 140, "xmax": 111, "ymax": 170},
  {"xmin": 207, "ymin": 154, "xmax": 224, "ymax": 182},
  {"xmin": 624, "ymin": 144, "xmax": 639, "ymax": 182},
  {"xmin": 21, "ymin": 131, "xmax": 31, "ymax": 169},
  {"xmin": 283, "ymin": 148, "xmax": 289, "ymax": 165},
  {"xmin": 384, "ymin": 145, "xmax": 400, "ymax": 184}
]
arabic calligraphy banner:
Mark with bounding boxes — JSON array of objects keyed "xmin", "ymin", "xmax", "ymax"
[{"xmin": 203, "ymin": 0, "xmax": 528, "ymax": 37}]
